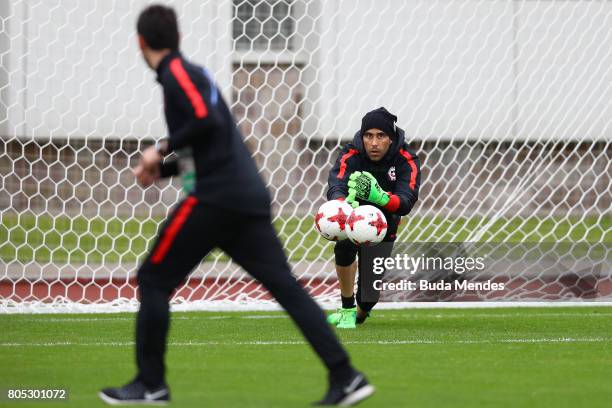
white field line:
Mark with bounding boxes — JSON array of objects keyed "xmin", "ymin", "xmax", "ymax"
[
  {"xmin": 7, "ymin": 312, "xmax": 612, "ymax": 323},
  {"xmin": 380, "ymin": 312, "xmax": 612, "ymax": 318},
  {"xmin": 4, "ymin": 314, "xmax": 287, "ymax": 323},
  {"xmin": 1, "ymin": 337, "xmax": 610, "ymax": 348},
  {"xmin": 3, "ymin": 301, "xmax": 612, "ymax": 314}
]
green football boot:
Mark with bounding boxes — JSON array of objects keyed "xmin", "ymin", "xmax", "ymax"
[
  {"xmin": 336, "ymin": 307, "xmax": 357, "ymax": 329},
  {"xmin": 326, "ymin": 309, "xmax": 343, "ymax": 326}
]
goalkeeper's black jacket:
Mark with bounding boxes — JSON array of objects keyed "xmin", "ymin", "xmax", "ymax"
[
  {"xmin": 155, "ymin": 51, "xmax": 270, "ymax": 215},
  {"xmin": 327, "ymin": 128, "xmax": 421, "ymax": 240}
]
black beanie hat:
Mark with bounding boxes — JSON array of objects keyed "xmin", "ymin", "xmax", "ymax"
[{"xmin": 360, "ymin": 107, "xmax": 397, "ymax": 139}]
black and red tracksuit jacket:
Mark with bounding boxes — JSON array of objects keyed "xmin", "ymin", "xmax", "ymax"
[
  {"xmin": 327, "ymin": 128, "xmax": 421, "ymax": 240},
  {"xmin": 155, "ymin": 51, "xmax": 270, "ymax": 215}
]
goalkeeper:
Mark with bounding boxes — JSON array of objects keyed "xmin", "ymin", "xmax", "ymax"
[
  {"xmin": 326, "ymin": 107, "xmax": 421, "ymax": 329},
  {"xmin": 99, "ymin": 5, "xmax": 373, "ymax": 406}
]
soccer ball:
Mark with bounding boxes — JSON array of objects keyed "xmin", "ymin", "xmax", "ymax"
[
  {"xmin": 314, "ymin": 200, "xmax": 353, "ymax": 241},
  {"xmin": 345, "ymin": 205, "xmax": 388, "ymax": 246}
]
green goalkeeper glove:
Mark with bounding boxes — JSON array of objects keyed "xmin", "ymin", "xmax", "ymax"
[{"xmin": 347, "ymin": 171, "xmax": 390, "ymax": 208}]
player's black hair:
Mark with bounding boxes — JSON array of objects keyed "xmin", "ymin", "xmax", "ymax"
[{"xmin": 137, "ymin": 5, "xmax": 179, "ymax": 50}]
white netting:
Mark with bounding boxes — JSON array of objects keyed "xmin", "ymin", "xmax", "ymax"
[{"xmin": 0, "ymin": 0, "xmax": 610, "ymax": 312}]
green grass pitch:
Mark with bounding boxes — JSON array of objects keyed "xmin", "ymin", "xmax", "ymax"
[{"xmin": 1, "ymin": 307, "xmax": 611, "ymax": 407}]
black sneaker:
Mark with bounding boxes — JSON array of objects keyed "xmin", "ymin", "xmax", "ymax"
[
  {"xmin": 98, "ymin": 379, "xmax": 170, "ymax": 405},
  {"xmin": 314, "ymin": 371, "xmax": 375, "ymax": 406},
  {"xmin": 356, "ymin": 311, "xmax": 370, "ymax": 325}
]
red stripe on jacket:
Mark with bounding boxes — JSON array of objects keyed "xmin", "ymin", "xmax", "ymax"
[
  {"xmin": 399, "ymin": 149, "xmax": 418, "ymax": 190},
  {"xmin": 337, "ymin": 149, "xmax": 359, "ymax": 179},
  {"xmin": 169, "ymin": 58, "xmax": 208, "ymax": 119},
  {"xmin": 151, "ymin": 196, "xmax": 198, "ymax": 264}
]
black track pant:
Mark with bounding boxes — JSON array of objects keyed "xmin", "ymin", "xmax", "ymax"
[
  {"xmin": 135, "ymin": 196, "xmax": 353, "ymax": 388},
  {"xmin": 334, "ymin": 239, "xmax": 394, "ymax": 312}
]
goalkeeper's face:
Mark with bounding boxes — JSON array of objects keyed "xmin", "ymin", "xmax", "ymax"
[{"xmin": 362, "ymin": 129, "xmax": 392, "ymax": 162}]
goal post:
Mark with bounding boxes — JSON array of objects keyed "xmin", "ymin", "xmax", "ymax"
[{"xmin": 0, "ymin": 0, "xmax": 610, "ymax": 312}]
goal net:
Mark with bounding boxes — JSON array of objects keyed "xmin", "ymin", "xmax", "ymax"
[{"xmin": 1, "ymin": 0, "xmax": 610, "ymax": 312}]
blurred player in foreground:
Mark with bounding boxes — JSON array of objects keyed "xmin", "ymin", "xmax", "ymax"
[
  {"xmin": 326, "ymin": 107, "xmax": 421, "ymax": 328},
  {"xmin": 99, "ymin": 5, "xmax": 373, "ymax": 406}
]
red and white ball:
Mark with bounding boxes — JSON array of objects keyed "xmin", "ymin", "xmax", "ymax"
[
  {"xmin": 345, "ymin": 205, "xmax": 388, "ymax": 246},
  {"xmin": 314, "ymin": 200, "xmax": 353, "ymax": 241}
]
